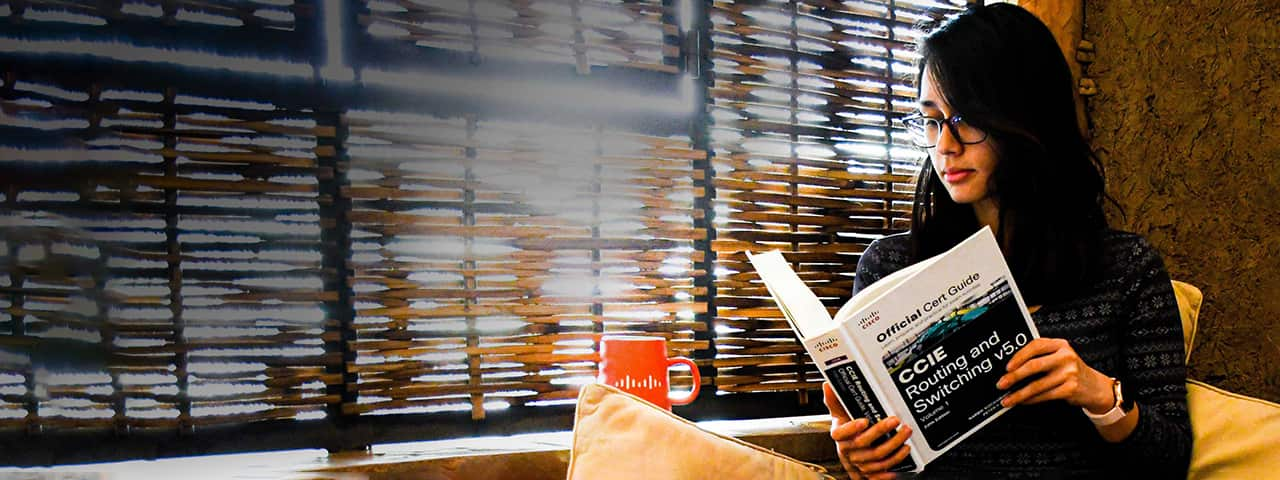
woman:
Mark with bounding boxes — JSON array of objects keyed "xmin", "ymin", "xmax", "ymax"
[{"xmin": 824, "ymin": 4, "xmax": 1192, "ymax": 479}]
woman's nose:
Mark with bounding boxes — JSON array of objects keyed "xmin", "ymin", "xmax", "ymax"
[{"xmin": 934, "ymin": 122, "xmax": 964, "ymax": 156}]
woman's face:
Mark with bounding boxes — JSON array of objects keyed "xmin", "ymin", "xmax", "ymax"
[{"xmin": 918, "ymin": 71, "xmax": 999, "ymax": 207}]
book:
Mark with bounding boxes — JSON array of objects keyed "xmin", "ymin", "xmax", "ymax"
[{"xmin": 747, "ymin": 226, "xmax": 1040, "ymax": 473}]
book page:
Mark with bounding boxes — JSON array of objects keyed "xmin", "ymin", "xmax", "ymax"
[{"xmin": 745, "ymin": 251, "xmax": 832, "ymax": 338}]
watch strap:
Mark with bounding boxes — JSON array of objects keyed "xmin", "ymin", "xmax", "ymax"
[{"xmin": 1082, "ymin": 377, "xmax": 1128, "ymax": 426}]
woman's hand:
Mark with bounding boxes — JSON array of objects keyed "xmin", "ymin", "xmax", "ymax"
[
  {"xmin": 996, "ymin": 338, "xmax": 1113, "ymax": 412},
  {"xmin": 823, "ymin": 382, "xmax": 912, "ymax": 480}
]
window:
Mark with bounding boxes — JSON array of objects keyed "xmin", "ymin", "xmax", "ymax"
[{"xmin": 0, "ymin": 0, "xmax": 963, "ymax": 463}]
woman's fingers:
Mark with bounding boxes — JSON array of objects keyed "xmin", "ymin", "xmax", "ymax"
[
  {"xmin": 998, "ymin": 354, "xmax": 1051, "ymax": 389},
  {"xmin": 832, "ymin": 418, "xmax": 870, "ymax": 441},
  {"xmin": 1019, "ymin": 382, "xmax": 1077, "ymax": 406},
  {"xmin": 826, "ymin": 384, "xmax": 913, "ymax": 478},
  {"xmin": 996, "ymin": 337, "xmax": 1113, "ymax": 410},
  {"xmin": 852, "ymin": 417, "xmax": 902, "ymax": 448},
  {"xmin": 999, "ymin": 346, "xmax": 1070, "ymax": 389},
  {"xmin": 832, "ymin": 417, "xmax": 911, "ymax": 478},
  {"xmin": 836, "ymin": 455, "xmax": 860, "ymax": 480},
  {"xmin": 847, "ymin": 423, "xmax": 912, "ymax": 463},
  {"xmin": 1003, "ymin": 338, "xmax": 1066, "ymax": 372},
  {"xmin": 859, "ymin": 440, "xmax": 912, "ymax": 475},
  {"xmin": 823, "ymin": 382, "xmax": 853, "ymax": 424},
  {"xmin": 1002, "ymin": 368, "xmax": 1069, "ymax": 407}
]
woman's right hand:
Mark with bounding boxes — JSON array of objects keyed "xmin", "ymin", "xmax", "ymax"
[{"xmin": 823, "ymin": 382, "xmax": 913, "ymax": 480}]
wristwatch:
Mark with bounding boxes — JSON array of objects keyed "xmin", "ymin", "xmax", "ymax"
[{"xmin": 1083, "ymin": 377, "xmax": 1135, "ymax": 426}]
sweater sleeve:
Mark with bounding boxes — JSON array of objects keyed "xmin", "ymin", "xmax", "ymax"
[
  {"xmin": 1109, "ymin": 238, "xmax": 1193, "ymax": 478},
  {"xmin": 852, "ymin": 236, "xmax": 905, "ymax": 296}
]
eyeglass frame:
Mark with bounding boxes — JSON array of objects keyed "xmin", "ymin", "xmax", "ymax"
[{"xmin": 901, "ymin": 113, "xmax": 989, "ymax": 149}]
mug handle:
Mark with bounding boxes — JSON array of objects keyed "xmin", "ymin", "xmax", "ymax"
[{"xmin": 666, "ymin": 357, "xmax": 701, "ymax": 406}]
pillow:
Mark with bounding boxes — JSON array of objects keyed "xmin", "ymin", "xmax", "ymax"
[
  {"xmin": 566, "ymin": 383, "xmax": 833, "ymax": 480},
  {"xmin": 1186, "ymin": 379, "xmax": 1280, "ymax": 479},
  {"xmin": 1171, "ymin": 280, "xmax": 1203, "ymax": 363}
]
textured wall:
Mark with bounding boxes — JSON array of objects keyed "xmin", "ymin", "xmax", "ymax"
[{"xmin": 1084, "ymin": 0, "xmax": 1280, "ymax": 402}]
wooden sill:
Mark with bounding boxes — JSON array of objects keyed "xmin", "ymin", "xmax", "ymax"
[{"xmin": 12, "ymin": 415, "xmax": 842, "ymax": 479}]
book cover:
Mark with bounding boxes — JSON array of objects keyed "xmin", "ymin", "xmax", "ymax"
[{"xmin": 748, "ymin": 226, "xmax": 1040, "ymax": 472}]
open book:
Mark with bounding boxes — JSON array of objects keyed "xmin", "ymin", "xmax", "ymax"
[{"xmin": 747, "ymin": 226, "xmax": 1039, "ymax": 473}]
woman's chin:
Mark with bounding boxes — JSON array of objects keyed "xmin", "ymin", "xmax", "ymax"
[{"xmin": 945, "ymin": 191, "xmax": 980, "ymax": 205}]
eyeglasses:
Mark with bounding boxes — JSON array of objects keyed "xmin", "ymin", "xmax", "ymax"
[{"xmin": 902, "ymin": 113, "xmax": 988, "ymax": 148}]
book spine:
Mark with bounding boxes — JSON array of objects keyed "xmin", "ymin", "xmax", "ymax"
[{"xmin": 805, "ymin": 331, "xmax": 918, "ymax": 473}]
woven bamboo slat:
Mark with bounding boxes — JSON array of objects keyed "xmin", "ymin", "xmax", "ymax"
[
  {"xmin": 714, "ymin": 0, "xmax": 933, "ymax": 34},
  {"xmin": 720, "ymin": 170, "xmax": 914, "ymax": 192},
  {"xmin": 709, "ymin": 351, "xmax": 816, "ymax": 368},
  {"xmin": 351, "ymin": 264, "xmax": 705, "ymax": 279},
  {"xmin": 186, "ymin": 407, "xmax": 323, "ymax": 428},
  {"xmin": 351, "ymin": 360, "xmax": 604, "ymax": 378},
  {"xmin": 715, "ymin": 381, "xmax": 824, "ymax": 393},
  {"xmin": 707, "ymin": 0, "xmax": 962, "ymax": 399},
  {"xmin": 714, "ymin": 373, "xmax": 819, "ymax": 388},
  {"xmin": 357, "ymin": 19, "xmax": 674, "ymax": 74},
  {"xmin": 350, "ymin": 381, "xmax": 572, "ymax": 399},
  {"xmin": 352, "ymin": 372, "xmax": 700, "ymax": 397},
  {"xmin": 5, "ymin": 0, "xmax": 306, "ymax": 31},
  {"xmin": 339, "ymin": 393, "xmax": 574, "ymax": 416},
  {"xmin": 350, "ymin": 318, "xmax": 704, "ymax": 335},
  {"xmin": 352, "ymin": 223, "xmax": 700, "ymax": 239},
  {"xmin": 347, "ymin": 351, "xmax": 601, "ymax": 374},
  {"xmin": 711, "ymin": 374, "xmax": 809, "ymax": 394},
  {"xmin": 713, "ymin": 361, "xmax": 825, "ymax": 378},
  {"xmin": 358, "ymin": 0, "xmax": 677, "ymax": 73},
  {"xmin": 714, "ymin": 151, "xmax": 917, "ymax": 175}
]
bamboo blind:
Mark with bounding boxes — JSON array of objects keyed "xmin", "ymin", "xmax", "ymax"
[
  {"xmin": 341, "ymin": 112, "xmax": 705, "ymax": 419},
  {"xmin": 0, "ymin": 71, "xmax": 338, "ymax": 432},
  {"xmin": 707, "ymin": 0, "xmax": 962, "ymax": 396},
  {"xmin": 359, "ymin": 0, "xmax": 680, "ymax": 74},
  {"xmin": 0, "ymin": 0, "xmax": 968, "ymax": 452},
  {"xmin": 0, "ymin": 0, "xmax": 306, "ymax": 31}
]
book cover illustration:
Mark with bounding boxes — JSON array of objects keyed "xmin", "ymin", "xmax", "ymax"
[{"xmin": 882, "ymin": 276, "xmax": 1032, "ymax": 451}]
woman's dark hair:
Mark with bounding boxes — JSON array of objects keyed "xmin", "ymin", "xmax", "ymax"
[{"xmin": 909, "ymin": 3, "xmax": 1112, "ymax": 305}]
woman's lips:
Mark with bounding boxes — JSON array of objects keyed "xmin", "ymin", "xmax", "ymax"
[{"xmin": 943, "ymin": 169, "xmax": 974, "ymax": 183}]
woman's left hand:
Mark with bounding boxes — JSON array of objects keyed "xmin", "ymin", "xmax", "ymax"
[{"xmin": 996, "ymin": 338, "xmax": 1114, "ymax": 412}]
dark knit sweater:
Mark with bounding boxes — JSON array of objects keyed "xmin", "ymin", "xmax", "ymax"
[{"xmin": 853, "ymin": 230, "xmax": 1192, "ymax": 479}]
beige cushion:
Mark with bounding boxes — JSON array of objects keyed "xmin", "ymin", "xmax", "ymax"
[
  {"xmin": 566, "ymin": 383, "xmax": 832, "ymax": 480},
  {"xmin": 1171, "ymin": 280, "xmax": 1203, "ymax": 363},
  {"xmin": 1172, "ymin": 280, "xmax": 1280, "ymax": 479},
  {"xmin": 1186, "ymin": 379, "xmax": 1280, "ymax": 479}
]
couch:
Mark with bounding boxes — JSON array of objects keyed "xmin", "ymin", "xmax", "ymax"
[{"xmin": 564, "ymin": 281, "xmax": 1280, "ymax": 480}]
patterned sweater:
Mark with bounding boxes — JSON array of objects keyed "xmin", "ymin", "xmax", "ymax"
[{"xmin": 853, "ymin": 230, "xmax": 1192, "ymax": 479}]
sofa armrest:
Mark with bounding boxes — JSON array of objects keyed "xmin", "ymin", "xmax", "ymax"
[
  {"xmin": 1187, "ymin": 379, "xmax": 1280, "ymax": 479},
  {"xmin": 1170, "ymin": 280, "xmax": 1202, "ymax": 364}
]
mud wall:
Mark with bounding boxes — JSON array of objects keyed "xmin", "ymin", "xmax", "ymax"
[{"xmin": 1083, "ymin": 0, "xmax": 1280, "ymax": 401}]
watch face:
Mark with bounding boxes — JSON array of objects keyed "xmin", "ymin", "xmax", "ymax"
[{"xmin": 1118, "ymin": 380, "xmax": 1135, "ymax": 411}]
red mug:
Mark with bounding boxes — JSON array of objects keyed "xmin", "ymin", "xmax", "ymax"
[{"xmin": 596, "ymin": 336, "xmax": 701, "ymax": 410}]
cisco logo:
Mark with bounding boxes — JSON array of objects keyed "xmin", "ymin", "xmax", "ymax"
[
  {"xmin": 857, "ymin": 310, "xmax": 881, "ymax": 330},
  {"xmin": 815, "ymin": 336, "xmax": 839, "ymax": 353}
]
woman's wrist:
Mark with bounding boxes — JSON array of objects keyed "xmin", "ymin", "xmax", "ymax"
[{"xmin": 1081, "ymin": 369, "xmax": 1117, "ymax": 414}]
